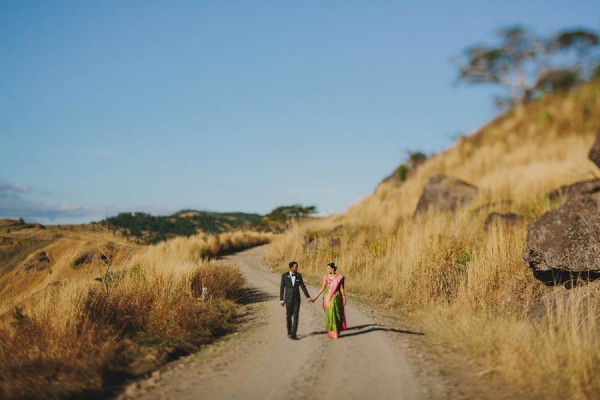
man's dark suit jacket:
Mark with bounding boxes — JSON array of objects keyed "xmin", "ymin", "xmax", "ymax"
[{"xmin": 280, "ymin": 272, "xmax": 310, "ymax": 306}]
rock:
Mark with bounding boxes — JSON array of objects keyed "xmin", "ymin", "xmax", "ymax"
[
  {"xmin": 527, "ymin": 132, "xmax": 600, "ymax": 284},
  {"xmin": 471, "ymin": 200, "xmax": 513, "ymax": 215},
  {"xmin": 548, "ymin": 179, "xmax": 600, "ymax": 202},
  {"xmin": 74, "ymin": 252, "xmax": 94, "ymax": 268},
  {"xmin": 24, "ymin": 251, "xmax": 51, "ymax": 271},
  {"xmin": 528, "ymin": 283, "xmax": 600, "ymax": 321},
  {"xmin": 305, "ymin": 225, "xmax": 346, "ymax": 253},
  {"xmin": 523, "ymin": 191, "xmax": 600, "ymax": 275},
  {"xmin": 327, "ymin": 224, "xmax": 346, "ymax": 248},
  {"xmin": 530, "ymin": 269, "xmax": 600, "ymax": 287},
  {"xmin": 414, "ymin": 175, "xmax": 479, "ymax": 215},
  {"xmin": 306, "ymin": 238, "xmax": 319, "ymax": 253},
  {"xmin": 484, "ymin": 212, "xmax": 523, "ymax": 229},
  {"xmin": 589, "ymin": 128, "xmax": 600, "ymax": 169}
]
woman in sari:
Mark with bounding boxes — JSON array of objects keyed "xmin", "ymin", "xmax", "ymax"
[{"xmin": 310, "ymin": 262, "xmax": 347, "ymax": 338}]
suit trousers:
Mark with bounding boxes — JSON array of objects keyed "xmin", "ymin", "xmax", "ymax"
[{"xmin": 285, "ymin": 301, "xmax": 300, "ymax": 336}]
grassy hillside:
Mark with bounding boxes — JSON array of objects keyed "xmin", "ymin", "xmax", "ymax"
[
  {"xmin": 266, "ymin": 79, "xmax": 600, "ymax": 399},
  {"xmin": 0, "ymin": 221, "xmax": 137, "ymax": 316}
]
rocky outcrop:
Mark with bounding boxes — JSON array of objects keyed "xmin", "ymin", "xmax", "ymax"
[
  {"xmin": 523, "ymin": 192, "xmax": 600, "ymax": 275},
  {"xmin": 305, "ymin": 225, "xmax": 347, "ymax": 253},
  {"xmin": 305, "ymin": 240, "xmax": 318, "ymax": 253},
  {"xmin": 548, "ymin": 179, "xmax": 600, "ymax": 202},
  {"xmin": 471, "ymin": 200, "xmax": 513, "ymax": 215},
  {"xmin": 74, "ymin": 252, "xmax": 94, "ymax": 268},
  {"xmin": 588, "ymin": 128, "xmax": 600, "ymax": 169},
  {"xmin": 24, "ymin": 251, "xmax": 51, "ymax": 271},
  {"xmin": 414, "ymin": 175, "xmax": 478, "ymax": 215},
  {"xmin": 524, "ymin": 128, "xmax": 600, "ymax": 285},
  {"xmin": 484, "ymin": 212, "xmax": 523, "ymax": 229}
]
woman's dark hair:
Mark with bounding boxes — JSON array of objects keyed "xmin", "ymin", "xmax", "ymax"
[{"xmin": 327, "ymin": 262, "xmax": 337, "ymax": 272}]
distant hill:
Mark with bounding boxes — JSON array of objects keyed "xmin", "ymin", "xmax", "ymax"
[{"xmin": 99, "ymin": 210, "xmax": 263, "ymax": 244}]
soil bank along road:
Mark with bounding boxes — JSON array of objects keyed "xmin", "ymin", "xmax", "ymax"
[{"xmin": 123, "ymin": 246, "xmax": 427, "ymax": 400}]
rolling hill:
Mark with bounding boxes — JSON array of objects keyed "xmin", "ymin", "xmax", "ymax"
[{"xmin": 265, "ymin": 78, "xmax": 600, "ymax": 399}]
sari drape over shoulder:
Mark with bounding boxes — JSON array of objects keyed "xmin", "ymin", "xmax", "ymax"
[{"xmin": 323, "ymin": 274, "xmax": 346, "ymax": 338}]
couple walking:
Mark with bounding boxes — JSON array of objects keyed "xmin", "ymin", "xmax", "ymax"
[{"xmin": 279, "ymin": 261, "xmax": 347, "ymax": 339}]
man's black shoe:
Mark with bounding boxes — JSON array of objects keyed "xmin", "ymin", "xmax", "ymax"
[{"xmin": 290, "ymin": 334, "xmax": 298, "ymax": 340}]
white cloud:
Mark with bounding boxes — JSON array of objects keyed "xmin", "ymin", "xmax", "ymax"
[
  {"xmin": 0, "ymin": 179, "xmax": 174, "ymax": 225},
  {"xmin": 0, "ymin": 180, "xmax": 30, "ymax": 198}
]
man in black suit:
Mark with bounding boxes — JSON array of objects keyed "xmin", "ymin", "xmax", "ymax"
[{"xmin": 280, "ymin": 261, "xmax": 312, "ymax": 339}]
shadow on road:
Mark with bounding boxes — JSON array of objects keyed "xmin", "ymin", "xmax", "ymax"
[
  {"xmin": 300, "ymin": 324, "xmax": 424, "ymax": 339},
  {"xmin": 237, "ymin": 286, "xmax": 276, "ymax": 305}
]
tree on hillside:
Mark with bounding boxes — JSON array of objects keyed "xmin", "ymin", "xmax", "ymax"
[
  {"xmin": 250, "ymin": 204, "xmax": 318, "ymax": 233},
  {"xmin": 266, "ymin": 204, "xmax": 317, "ymax": 221},
  {"xmin": 592, "ymin": 63, "xmax": 600, "ymax": 80},
  {"xmin": 394, "ymin": 151, "xmax": 428, "ymax": 182},
  {"xmin": 456, "ymin": 25, "xmax": 599, "ymax": 109}
]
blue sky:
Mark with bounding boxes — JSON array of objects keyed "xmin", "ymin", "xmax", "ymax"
[{"xmin": 1, "ymin": 1, "xmax": 599, "ymax": 224}]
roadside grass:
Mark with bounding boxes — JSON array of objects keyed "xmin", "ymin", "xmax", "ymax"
[
  {"xmin": 265, "ymin": 80, "xmax": 600, "ymax": 399},
  {"xmin": 0, "ymin": 231, "xmax": 272, "ymax": 399},
  {"xmin": 266, "ymin": 201, "xmax": 600, "ymax": 399}
]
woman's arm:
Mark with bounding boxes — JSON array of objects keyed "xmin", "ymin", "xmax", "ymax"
[
  {"xmin": 310, "ymin": 277, "xmax": 327, "ymax": 301},
  {"xmin": 340, "ymin": 278, "xmax": 346, "ymax": 307}
]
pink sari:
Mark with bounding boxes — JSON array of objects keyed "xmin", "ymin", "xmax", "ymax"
[{"xmin": 322, "ymin": 274, "xmax": 347, "ymax": 338}]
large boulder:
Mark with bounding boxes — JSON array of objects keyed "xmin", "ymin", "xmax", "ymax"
[
  {"xmin": 414, "ymin": 175, "xmax": 478, "ymax": 215},
  {"xmin": 523, "ymin": 191, "xmax": 600, "ymax": 274},
  {"xmin": 588, "ymin": 128, "xmax": 600, "ymax": 169}
]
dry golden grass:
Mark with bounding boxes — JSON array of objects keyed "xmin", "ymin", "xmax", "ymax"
[
  {"xmin": 0, "ymin": 230, "xmax": 272, "ymax": 399},
  {"xmin": 266, "ymin": 79, "xmax": 600, "ymax": 399},
  {"xmin": 0, "ymin": 223, "xmax": 138, "ymax": 317}
]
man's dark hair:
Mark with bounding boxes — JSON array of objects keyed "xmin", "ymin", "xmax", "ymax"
[{"xmin": 289, "ymin": 261, "xmax": 298, "ymax": 269}]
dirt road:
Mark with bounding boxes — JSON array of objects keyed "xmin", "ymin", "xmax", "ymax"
[{"xmin": 122, "ymin": 246, "xmax": 428, "ymax": 400}]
